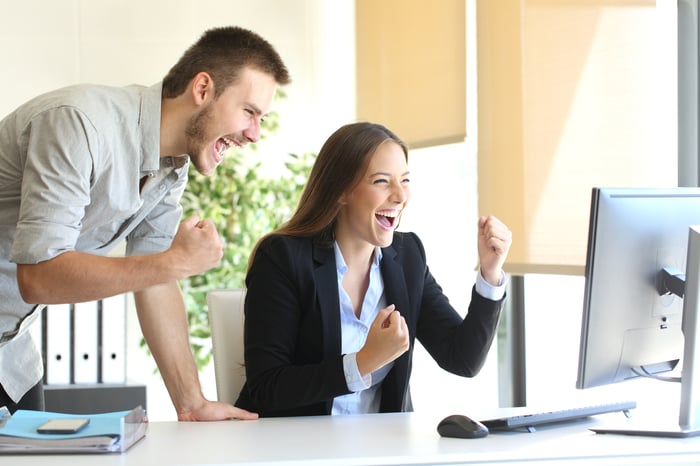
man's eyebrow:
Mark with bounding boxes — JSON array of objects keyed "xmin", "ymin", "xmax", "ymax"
[{"xmin": 247, "ymin": 102, "xmax": 265, "ymax": 117}]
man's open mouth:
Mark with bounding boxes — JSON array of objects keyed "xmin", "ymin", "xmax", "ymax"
[{"xmin": 214, "ymin": 136, "xmax": 238, "ymax": 160}]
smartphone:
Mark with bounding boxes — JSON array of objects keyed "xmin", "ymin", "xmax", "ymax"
[{"xmin": 36, "ymin": 418, "xmax": 90, "ymax": 434}]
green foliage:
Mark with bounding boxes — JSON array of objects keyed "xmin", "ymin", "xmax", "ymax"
[
  {"xmin": 181, "ymin": 148, "xmax": 315, "ymax": 369},
  {"xmin": 140, "ymin": 101, "xmax": 315, "ymax": 371}
]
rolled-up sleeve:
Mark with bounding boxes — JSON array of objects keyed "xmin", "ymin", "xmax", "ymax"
[{"xmin": 10, "ymin": 107, "xmax": 96, "ymax": 264}]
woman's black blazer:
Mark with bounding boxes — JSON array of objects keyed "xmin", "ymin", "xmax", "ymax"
[{"xmin": 235, "ymin": 232, "xmax": 505, "ymax": 417}]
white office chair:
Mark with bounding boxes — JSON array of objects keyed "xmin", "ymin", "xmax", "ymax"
[{"xmin": 206, "ymin": 288, "xmax": 247, "ymax": 405}]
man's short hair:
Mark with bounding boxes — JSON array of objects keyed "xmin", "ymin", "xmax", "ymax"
[{"xmin": 162, "ymin": 26, "xmax": 290, "ymax": 98}]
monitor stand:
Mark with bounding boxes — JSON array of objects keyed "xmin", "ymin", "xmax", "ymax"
[{"xmin": 592, "ymin": 225, "xmax": 700, "ymax": 438}]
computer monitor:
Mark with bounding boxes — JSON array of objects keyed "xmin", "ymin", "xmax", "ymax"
[{"xmin": 576, "ymin": 187, "xmax": 700, "ymax": 437}]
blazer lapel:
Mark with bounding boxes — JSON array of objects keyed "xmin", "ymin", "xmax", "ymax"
[
  {"xmin": 379, "ymin": 243, "xmax": 414, "ymax": 411},
  {"xmin": 312, "ymin": 242, "xmax": 342, "ymax": 356},
  {"xmin": 380, "ymin": 244, "xmax": 412, "ymax": 325}
]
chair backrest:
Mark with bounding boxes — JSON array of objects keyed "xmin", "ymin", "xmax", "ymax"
[{"xmin": 206, "ymin": 289, "xmax": 246, "ymax": 405}]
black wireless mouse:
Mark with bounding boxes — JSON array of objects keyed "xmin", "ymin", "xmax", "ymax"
[{"xmin": 437, "ymin": 414, "xmax": 489, "ymax": 439}]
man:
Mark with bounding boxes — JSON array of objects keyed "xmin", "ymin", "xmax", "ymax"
[{"xmin": 0, "ymin": 26, "xmax": 290, "ymax": 421}]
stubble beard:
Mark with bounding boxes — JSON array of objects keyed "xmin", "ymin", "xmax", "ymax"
[{"xmin": 184, "ymin": 104, "xmax": 214, "ymax": 175}]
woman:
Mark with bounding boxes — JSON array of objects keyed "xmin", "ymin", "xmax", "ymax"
[{"xmin": 236, "ymin": 122, "xmax": 512, "ymax": 417}]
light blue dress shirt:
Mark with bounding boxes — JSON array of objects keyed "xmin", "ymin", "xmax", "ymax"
[
  {"xmin": 331, "ymin": 241, "xmax": 506, "ymax": 415},
  {"xmin": 0, "ymin": 82, "xmax": 188, "ymax": 402}
]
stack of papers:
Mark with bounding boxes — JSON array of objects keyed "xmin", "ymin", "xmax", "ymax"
[{"xmin": 0, "ymin": 405, "xmax": 147, "ymax": 454}]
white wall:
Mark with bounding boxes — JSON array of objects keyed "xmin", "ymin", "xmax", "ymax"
[
  {"xmin": 2, "ymin": 0, "xmax": 492, "ymax": 421},
  {"xmin": 0, "ymin": 0, "xmax": 356, "ymax": 154}
]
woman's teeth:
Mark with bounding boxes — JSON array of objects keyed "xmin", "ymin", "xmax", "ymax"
[{"xmin": 376, "ymin": 211, "xmax": 399, "ymax": 228}]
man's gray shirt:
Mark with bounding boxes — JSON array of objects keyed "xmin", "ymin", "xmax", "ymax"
[{"xmin": 0, "ymin": 82, "xmax": 189, "ymax": 401}]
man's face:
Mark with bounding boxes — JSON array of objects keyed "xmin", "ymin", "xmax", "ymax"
[{"xmin": 185, "ymin": 67, "xmax": 278, "ymax": 176}]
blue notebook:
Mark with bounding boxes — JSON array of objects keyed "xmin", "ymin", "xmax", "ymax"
[{"xmin": 0, "ymin": 405, "xmax": 147, "ymax": 454}]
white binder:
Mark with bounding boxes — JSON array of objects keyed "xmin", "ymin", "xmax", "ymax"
[
  {"xmin": 100, "ymin": 295, "xmax": 126, "ymax": 383},
  {"xmin": 72, "ymin": 301, "xmax": 99, "ymax": 384},
  {"xmin": 44, "ymin": 304, "xmax": 71, "ymax": 385}
]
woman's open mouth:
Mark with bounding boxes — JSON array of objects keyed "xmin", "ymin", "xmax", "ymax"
[{"xmin": 375, "ymin": 210, "xmax": 400, "ymax": 230}]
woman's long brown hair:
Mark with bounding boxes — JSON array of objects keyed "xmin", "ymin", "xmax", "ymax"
[{"xmin": 247, "ymin": 122, "xmax": 408, "ymax": 270}]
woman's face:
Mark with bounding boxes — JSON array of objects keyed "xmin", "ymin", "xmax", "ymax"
[{"xmin": 336, "ymin": 140, "xmax": 410, "ymax": 248}]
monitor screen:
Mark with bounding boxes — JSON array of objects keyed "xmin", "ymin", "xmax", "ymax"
[{"xmin": 577, "ymin": 187, "xmax": 700, "ymax": 390}]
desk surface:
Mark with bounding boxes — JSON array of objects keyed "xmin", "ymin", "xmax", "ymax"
[{"xmin": 5, "ymin": 410, "xmax": 700, "ymax": 465}]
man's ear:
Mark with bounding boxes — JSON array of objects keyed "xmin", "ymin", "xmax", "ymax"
[{"xmin": 191, "ymin": 72, "xmax": 214, "ymax": 105}]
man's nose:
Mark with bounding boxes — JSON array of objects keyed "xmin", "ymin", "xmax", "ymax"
[{"xmin": 243, "ymin": 118, "xmax": 261, "ymax": 143}]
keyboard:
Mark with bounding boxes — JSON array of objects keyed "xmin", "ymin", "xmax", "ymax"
[{"xmin": 480, "ymin": 401, "xmax": 637, "ymax": 433}]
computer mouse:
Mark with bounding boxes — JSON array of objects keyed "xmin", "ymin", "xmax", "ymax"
[{"xmin": 437, "ymin": 414, "xmax": 489, "ymax": 439}]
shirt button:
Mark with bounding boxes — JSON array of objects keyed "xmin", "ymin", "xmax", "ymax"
[{"xmin": 159, "ymin": 185, "xmax": 165, "ymax": 191}]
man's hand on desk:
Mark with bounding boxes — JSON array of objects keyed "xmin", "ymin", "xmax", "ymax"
[{"xmin": 177, "ymin": 400, "xmax": 259, "ymax": 422}]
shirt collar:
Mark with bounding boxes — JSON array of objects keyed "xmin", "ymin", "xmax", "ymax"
[
  {"xmin": 333, "ymin": 241, "xmax": 383, "ymax": 276},
  {"xmin": 138, "ymin": 82, "xmax": 163, "ymax": 174},
  {"xmin": 138, "ymin": 82, "xmax": 190, "ymax": 175}
]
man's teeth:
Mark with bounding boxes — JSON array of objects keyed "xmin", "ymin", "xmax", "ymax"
[{"xmin": 218, "ymin": 137, "xmax": 236, "ymax": 157}]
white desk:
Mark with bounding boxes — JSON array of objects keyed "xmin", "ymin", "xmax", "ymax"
[{"xmin": 4, "ymin": 410, "xmax": 700, "ymax": 465}]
